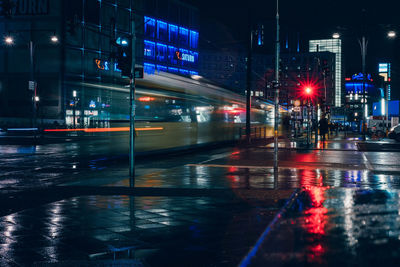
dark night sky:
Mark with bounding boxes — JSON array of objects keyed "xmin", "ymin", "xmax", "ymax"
[{"xmin": 183, "ymin": 0, "xmax": 400, "ymax": 98}]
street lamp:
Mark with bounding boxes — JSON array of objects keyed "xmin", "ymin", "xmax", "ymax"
[
  {"xmin": 51, "ymin": 35, "xmax": 58, "ymax": 43},
  {"xmin": 4, "ymin": 36, "xmax": 13, "ymax": 45},
  {"xmin": 3, "ymin": 30, "xmax": 58, "ymax": 133},
  {"xmin": 332, "ymin": 33, "xmax": 340, "ymax": 39},
  {"xmin": 387, "ymin": 31, "xmax": 396, "ymax": 39},
  {"xmin": 72, "ymin": 90, "xmax": 77, "ymax": 129}
]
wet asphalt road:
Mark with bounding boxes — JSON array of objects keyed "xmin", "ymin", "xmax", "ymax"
[{"xmin": 1, "ymin": 136, "xmax": 400, "ymax": 266}]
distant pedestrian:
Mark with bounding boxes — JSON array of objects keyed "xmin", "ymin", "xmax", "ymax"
[{"xmin": 319, "ymin": 115, "xmax": 329, "ymax": 141}]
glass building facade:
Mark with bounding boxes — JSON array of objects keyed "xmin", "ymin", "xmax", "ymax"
[
  {"xmin": 143, "ymin": 16, "xmax": 198, "ymax": 76},
  {"xmin": 309, "ymin": 39, "xmax": 343, "ymax": 107},
  {"xmin": 0, "ymin": 0, "xmax": 199, "ymax": 128}
]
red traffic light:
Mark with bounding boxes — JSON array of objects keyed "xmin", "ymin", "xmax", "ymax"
[{"xmin": 304, "ymin": 87, "xmax": 312, "ymax": 95}]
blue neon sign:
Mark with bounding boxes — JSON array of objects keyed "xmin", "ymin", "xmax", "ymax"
[{"xmin": 352, "ymin": 73, "xmax": 371, "ymax": 81}]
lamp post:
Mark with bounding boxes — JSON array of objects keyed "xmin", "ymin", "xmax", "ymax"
[
  {"xmin": 129, "ymin": 19, "xmax": 137, "ymax": 186},
  {"xmin": 72, "ymin": 90, "xmax": 77, "ymax": 129},
  {"xmin": 274, "ymin": 0, "xmax": 280, "ymax": 170},
  {"xmin": 386, "ymin": 30, "xmax": 396, "ymax": 135},
  {"xmin": 332, "ymin": 22, "xmax": 396, "ymax": 141},
  {"xmin": 3, "ymin": 31, "xmax": 58, "ymax": 133},
  {"xmin": 360, "ymin": 36, "xmax": 367, "ymax": 141},
  {"xmin": 246, "ymin": 25, "xmax": 253, "ymax": 145}
]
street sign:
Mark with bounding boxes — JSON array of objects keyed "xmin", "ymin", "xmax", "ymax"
[
  {"xmin": 28, "ymin": 81, "xmax": 36, "ymax": 91},
  {"xmin": 293, "ymin": 107, "xmax": 301, "ymax": 112}
]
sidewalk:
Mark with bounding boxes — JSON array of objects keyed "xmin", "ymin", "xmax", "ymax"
[{"xmin": 1, "ymin": 136, "xmax": 400, "ymax": 266}]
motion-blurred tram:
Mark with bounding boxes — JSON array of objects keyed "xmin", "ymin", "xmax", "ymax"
[{"xmin": 50, "ymin": 72, "xmax": 277, "ymax": 153}]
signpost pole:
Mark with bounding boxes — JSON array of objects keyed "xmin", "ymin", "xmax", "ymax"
[
  {"xmin": 274, "ymin": 0, "xmax": 280, "ymax": 170},
  {"xmin": 129, "ymin": 19, "xmax": 136, "ymax": 187}
]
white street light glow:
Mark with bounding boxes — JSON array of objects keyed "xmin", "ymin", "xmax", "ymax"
[
  {"xmin": 51, "ymin": 35, "xmax": 59, "ymax": 43},
  {"xmin": 388, "ymin": 31, "xmax": 396, "ymax": 38},
  {"xmin": 5, "ymin": 36, "xmax": 13, "ymax": 44},
  {"xmin": 332, "ymin": 33, "xmax": 340, "ymax": 39}
]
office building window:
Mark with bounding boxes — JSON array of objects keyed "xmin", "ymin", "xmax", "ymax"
[
  {"xmin": 156, "ymin": 43, "xmax": 168, "ymax": 63},
  {"xmin": 169, "ymin": 24, "xmax": 178, "ymax": 43},
  {"xmin": 144, "ymin": 63, "xmax": 155, "ymax": 74},
  {"xmin": 179, "ymin": 27, "xmax": 189, "ymax": 47},
  {"xmin": 144, "ymin": 16, "xmax": 156, "ymax": 38},
  {"xmin": 144, "ymin": 40, "xmax": 155, "ymax": 60},
  {"xmin": 157, "ymin": 20, "xmax": 168, "ymax": 42},
  {"xmin": 168, "ymin": 45, "xmax": 178, "ymax": 65},
  {"xmin": 190, "ymin": 30, "xmax": 199, "ymax": 50}
]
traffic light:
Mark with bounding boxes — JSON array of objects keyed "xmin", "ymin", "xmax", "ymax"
[
  {"xmin": 304, "ymin": 87, "xmax": 312, "ymax": 96},
  {"xmin": 113, "ymin": 36, "xmax": 132, "ymax": 77}
]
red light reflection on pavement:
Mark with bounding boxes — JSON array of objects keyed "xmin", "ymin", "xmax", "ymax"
[{"xmin": 303, "ymin": 185, "xmax": 328, "ymax": 263}]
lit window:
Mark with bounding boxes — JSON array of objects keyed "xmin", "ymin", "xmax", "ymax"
[
  {"xmin": 144, "ymin": 40, "xmax": 155, "ymax": 59},
  {"xmin": 169, "ymin": 24, "xmax": 178, "ymax": 43},
  {"xmin": 179, "ymin": 27, "xmax": 189, "ymax": 47},
  {"xmin": 190, "ymin": 30, "xmax": 199, "ymax": 50},
  {"xmin": 157, "ymin": 20, "xmax": 168, "ymax": 41},
  {"xmin": 144, "ymin": 17, "xmax": 156, "ymax": 38},
  {"xmin": 156, "ymin": 43, "xmax": 168, "ymax": 62},
  {"xmin": 144, "ymin": 63, "xmax": 155, "ymax": 75}
]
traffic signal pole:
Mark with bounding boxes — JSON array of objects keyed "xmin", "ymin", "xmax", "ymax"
[
  {"xmin": 246, "ymin": 16, "xmax": 253, "ymax": 144},
  {"xmin": 129, "ymin": 19, "xmax": 136, "ymax": 186},
  {"xmin": 274, "ymin": 0, "xmax": 280, "ymax": 169}
]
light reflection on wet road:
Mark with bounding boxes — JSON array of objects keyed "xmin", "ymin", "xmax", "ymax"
[{"xmin": 1, "ymin": 139, "xmax": 400, "ymax": 265}]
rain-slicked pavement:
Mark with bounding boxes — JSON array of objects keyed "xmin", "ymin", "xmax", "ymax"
[{"xmin": 1, "ymin": 134, "xmax": 400, "ymax": 266}]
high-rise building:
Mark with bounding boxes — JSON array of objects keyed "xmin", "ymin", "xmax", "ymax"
[
  {"xmin": 309, "ymin": 39, "xmax": 343, "ymax": 107},
  {"xmin": 378, "ymin": 63, "xmax": 392, "ymax": 100}
]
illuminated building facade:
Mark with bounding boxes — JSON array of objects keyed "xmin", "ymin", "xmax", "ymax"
[
  {"xmin": 309, "ymin": 39, "xmax": 343, "ymax": 107},
  {"xmin": 378, "ymin": 63, "xmax": 392, "ymax": 100},
  {"xmin": 344, "ymin": 73, "xmax": 382, "ymax": 122},
  {"xmin": 143, "ymin": 16, "xmax": 199, "ymax": 76},
  {"xmin": 0, "ymin": 0, "xmax": 198, "ymax": 127}
]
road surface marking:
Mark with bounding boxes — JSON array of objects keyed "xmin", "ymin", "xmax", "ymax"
[{"xmin": 362, "ymin": 152, "xmax": 374, "ymax": 171}]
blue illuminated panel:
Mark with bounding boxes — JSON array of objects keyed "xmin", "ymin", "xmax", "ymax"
[
  {"xmin": 157, "ymin": 20, "xmax": 168, "ymax": 41},
  {"xmin": 179, "ymin": 48, "xmax": 189, "ymax": 66},
  {"xmin": 345, "ymin": 82, "xmax": 373, "ymax": 94},
  {"xmin": 168, "ymin": 45, "xmax": 179, "ymax": 65},
  {"xmin": 156, "ymin": 43, "xmax": 168, "ymax": 63},
  {"xmin": 373, "ymin": 101, "xmax": 400, "ymax": 116},
  {"xmin": 156, "ymin": 65, "xmax": 168, "ymax": 73},
  {"xmin": 144, "ymin": 63, "xmax": 155, "ymax": 75},
  {"xmin": 179, "ymin": 27, "xmax": 189, "ymax": 47},
  {"xmin": 169, "ymin": 24, "xmax": 178, "ymax": 43},
  {"xmin": 190, "ymin": 30, "xmax": 199, "ymax": 49},
  {"xmin": 144, "ymin": 40, "xmax": 155, "ymax": 59},
  {"xmin": 168, "ymin": 67, "xmax": 179, "ymax": 74},
  {"xmin": 144, "ymin": 16, "xmax": 156, "ymax": 38},
  {"xmin": 179, "ymin": 69, "xmax": 189, "ymax": 76},
  {"xmin": 143, "ymin": 16, "xmax": 198, "ymax": 76}
]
